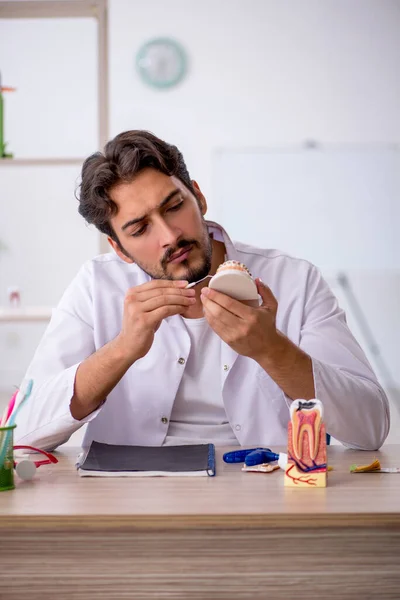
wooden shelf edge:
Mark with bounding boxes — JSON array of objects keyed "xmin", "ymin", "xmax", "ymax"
[
  {"xmin": 0, "ymin": 307, "xmax": 53, "ymax": 322},
  {"xmin": 0, "ymin": 0, "xmax": 105, "ymax": 19},
  {"xmin": 0, "ymin": 158, "xmax": 85, "ymax": 166}
]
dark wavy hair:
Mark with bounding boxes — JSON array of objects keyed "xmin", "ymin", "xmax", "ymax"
[{"xmin": 77, "ymin": 130, "xmax": 195, "ymax": 245}]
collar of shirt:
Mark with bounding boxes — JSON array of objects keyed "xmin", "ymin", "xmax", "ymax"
[{"xmin": 206, "ymin": 220, "xmax": 240, "ymax": 262}]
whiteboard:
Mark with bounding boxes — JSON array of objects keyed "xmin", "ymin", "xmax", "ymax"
[{"xmin": 211, "ymin": 146, "xmax": 400, "ymax": 270}]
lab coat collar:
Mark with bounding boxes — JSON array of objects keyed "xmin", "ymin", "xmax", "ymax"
[{"xmin": 206, "ymin": 220, "xmax": 241, "ymax": 262}]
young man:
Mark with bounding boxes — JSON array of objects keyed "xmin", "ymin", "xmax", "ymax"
[{"xmin": 16, "ymin": 131, "xmax": 389, "ymax": 451}]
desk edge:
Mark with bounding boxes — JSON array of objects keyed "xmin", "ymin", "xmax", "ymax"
[{"xmin": 1, "ymin": 513, "xmax": 400, "ymax": 530}]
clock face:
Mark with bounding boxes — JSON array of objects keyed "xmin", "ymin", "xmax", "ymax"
[{"xmin": 136, "ymin": 38, "xmax": 187, "ymax": 89}]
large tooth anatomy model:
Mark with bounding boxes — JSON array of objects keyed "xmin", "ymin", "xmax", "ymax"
[{"xmin": 284, "ymin": 399, "xmax": 327, "ymax": 488}]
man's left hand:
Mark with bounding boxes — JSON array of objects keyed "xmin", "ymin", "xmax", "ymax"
[{"xmin": 200, "ymin": 278, "xmax": 280, "ymax": 362}]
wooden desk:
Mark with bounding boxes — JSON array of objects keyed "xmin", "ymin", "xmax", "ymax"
[{"xmin": 0, "ymin": 445, "xmax": 399, "ymax": 599}]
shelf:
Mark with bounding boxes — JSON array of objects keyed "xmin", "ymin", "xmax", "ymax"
[
  {"xmin": 0, "ymin": 307, "xmax": 52, "ymax": 323},
  {"xmin": 0, "ymin": 158, "xmax": 85, "ymax": 166},
  {"xmin": 0, "ymin": 1, "xmax": 103, "ymax": 20}
]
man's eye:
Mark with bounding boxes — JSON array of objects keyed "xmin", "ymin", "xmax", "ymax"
[
  {"xmin": 167, "ymin": 200, "xmax": 183, "ymax": 212},
  {"xmin": 131, "ymin": 224, "xmax": 147, "ymax": 237}
]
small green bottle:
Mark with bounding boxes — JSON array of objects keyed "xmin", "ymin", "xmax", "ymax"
[{"xmin": 0, "ymin": 70, "xmax": 15, "ymax": 159}]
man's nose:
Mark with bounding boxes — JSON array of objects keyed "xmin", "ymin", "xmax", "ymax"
[{"xmin": 157, "ymin": 219, "xmax": 182, "ymax": 248}]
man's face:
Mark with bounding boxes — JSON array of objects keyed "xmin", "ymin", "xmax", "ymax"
[{"xmin": 108, "ymin": 168, "xmax": 212, "ymax": 283}]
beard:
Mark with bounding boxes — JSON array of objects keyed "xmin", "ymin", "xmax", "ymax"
[{"xmin": 120, "ymin": 219, "xmax": 213, "ymax": 284}]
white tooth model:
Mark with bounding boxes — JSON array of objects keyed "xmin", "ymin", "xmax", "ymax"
[{"xmin": 208, "ymin": 260, "xmax": 259, "ymax": 301}]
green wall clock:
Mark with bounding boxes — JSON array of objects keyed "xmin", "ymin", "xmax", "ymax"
[{"xmin": 136, "ymin": 38, "xmax": 187, "ymax": 89}]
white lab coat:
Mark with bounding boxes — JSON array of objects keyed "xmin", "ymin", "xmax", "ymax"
[{"xmin": 15, "ymin": 222, "xmax": 389, "ymax": 451}]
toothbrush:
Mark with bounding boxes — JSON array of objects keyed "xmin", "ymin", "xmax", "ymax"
[
  {"xmin": 1, "ymin": 389, "xmax": 18, "ymax": 427},
  {"xmin": 0, "ymin": 379, "xmax": 33, "ymax": 467},
  {"xmin": 7, "ymin": 379, "xmax": 33, "ymax": 427}
]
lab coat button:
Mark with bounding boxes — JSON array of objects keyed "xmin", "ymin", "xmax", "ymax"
[
  {"xmin": 235, "ymin": 424, "xmax": 241, "ymax": 431},
  {"xmin": 178, "ymin": 357, "xmax": 186, "ymax": 365},
  {"xmin": 161, "ymin": 417, "xmax": 168, "ymax": 424},
  {"xmin": 223, "ymin": 364, "xmax": 229, "ymax": 371}
]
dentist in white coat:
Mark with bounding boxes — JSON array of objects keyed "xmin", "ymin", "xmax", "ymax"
[{"xmin": 16, "ymin": 131, "xmax": 390, "ymax": 452}]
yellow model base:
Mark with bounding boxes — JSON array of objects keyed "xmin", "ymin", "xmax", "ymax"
[{"xmin": 284, "ymin": 463, "xmax": 327, "ymax": 488}]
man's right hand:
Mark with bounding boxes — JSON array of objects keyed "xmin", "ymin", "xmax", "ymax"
[
  {"xmin": 71, "ymin": 279, "xmax": 195, "ymax": 420},
  {"xmin": 116, "ymin": 279, "xmax": 196, "ymax": 362}
]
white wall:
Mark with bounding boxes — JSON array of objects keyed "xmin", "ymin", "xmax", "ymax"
[
  {"xmin": 1, "ymin": 0, "xmax": 399, "ymax": 441},
  {"xmin": 109, "ymin": 0, "xmax": 400, "ymax": 197}
]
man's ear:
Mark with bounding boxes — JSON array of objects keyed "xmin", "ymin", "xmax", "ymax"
[
  {"xmin": 192, "ymin": 180, "xmax": 207, "ymax": 215},
  {"xmin": 107, "ymin": 237, "xmax": 134, "ymax": 264}
]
